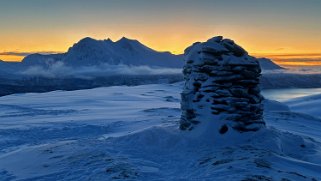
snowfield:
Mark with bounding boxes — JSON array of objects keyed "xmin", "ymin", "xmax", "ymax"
[{"xmin": 0, "ymin": 83, "xmax": 321, "ymax": 180}]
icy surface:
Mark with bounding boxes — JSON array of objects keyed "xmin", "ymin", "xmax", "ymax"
[{"xmin": 0, "ymin": 83, "xmax": 321, "ymax": 180}]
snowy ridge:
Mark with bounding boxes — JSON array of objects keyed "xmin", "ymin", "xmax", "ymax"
[{"xmin": 0, "ymin": 83, "xmax": 320, "ymax": 180}]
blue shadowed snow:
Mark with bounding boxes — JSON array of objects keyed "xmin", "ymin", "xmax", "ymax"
[{"xmin": 0, "ymin": 83, "xmax": 321, "ymax": 180}]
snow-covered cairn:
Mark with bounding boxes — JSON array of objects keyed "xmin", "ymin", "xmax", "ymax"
[{"xmin": 180, "ymin": 36, "xmax": 265, "ymax": 134}]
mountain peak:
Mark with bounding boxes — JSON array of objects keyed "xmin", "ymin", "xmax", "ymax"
[
  {"xmin": 257, "ymin": 58, "xmax": 284, "ymax": 70},
  {"xmin": 77, "ymin": 37, "xmax": 97, "ymax": 44},
  {"xmin": 69, "ymin": 37, "xmax": 101, "ymax": 52},
  {"xmin": 104, "ymin": 38, "xmax": 113, "ymax": 42},
  {"xmin": 117, "ymin": 37, "xmax": 139, "ymax": 43},
  {"xmin": 115, "ymin": 37, "xmax": 144, "ymax": 51},
  {"xmin": 119, "ymin": 36, "xmax": 130, "ymax": 41}
]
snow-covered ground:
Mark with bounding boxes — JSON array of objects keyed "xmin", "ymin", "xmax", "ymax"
[{"xmin": 0, "ymin": 83, "xmax": 321, "ymax": 180}]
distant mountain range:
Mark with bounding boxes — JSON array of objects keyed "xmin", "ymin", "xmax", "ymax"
[
  {"xmin": 1, "ymin": 37, "xmax": 282, "ymax": 71},
  {"xmin": 0, "ymin": 36, "xmax": 316, "ymax": 97}
]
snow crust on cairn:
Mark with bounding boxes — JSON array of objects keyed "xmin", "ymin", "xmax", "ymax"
[{"xmin": 180, "ymin": 36, "xmax": 265, "ymax": 135}]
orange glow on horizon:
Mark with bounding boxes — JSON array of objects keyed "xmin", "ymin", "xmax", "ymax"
[
  {"xmin": 1, "ymin": 35, "xmax": 321, "ymax": 67},
  {"xmin": 273, "ymin": 61, "xmax": 321, "ymax": 67},
  {"xmin": 0, "ymin": 55, "xmax": 22, "ymax": 62},
  {"xmin": 2, "ymin": 48, "xmax": 321, "ymax": 67},
  {"xmin": 1, "ymin": 1, "xmax": 321, "ymax": 67}
]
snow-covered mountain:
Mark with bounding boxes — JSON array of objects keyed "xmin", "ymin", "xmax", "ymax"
[
  {"xmin": 257, "ymin": 58, "xmax": 283, "ymax": 70},
  {"xmin": 22, "ymin": 37, "xmax": 184, "ymax": 68}
]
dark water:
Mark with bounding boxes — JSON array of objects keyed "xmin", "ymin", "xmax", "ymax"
[{"xmin": 262, "ymin": 88, "xmax": 321, "ymax": 102}]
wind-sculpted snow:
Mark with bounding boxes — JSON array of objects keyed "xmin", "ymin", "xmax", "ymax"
[
  {"xmin": 285, "ymin": 93, "xmax": 321, "ymax": 118},
  {"xmin": 0, "ymin": 83, "xmax": 321, "ymax": 180}
]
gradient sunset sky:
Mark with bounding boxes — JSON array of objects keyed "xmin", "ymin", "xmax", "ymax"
[{"xmin": 1, "ymin": 0, "xmax": 321, "ymax": 65}]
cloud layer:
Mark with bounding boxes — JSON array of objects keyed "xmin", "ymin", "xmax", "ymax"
[
  {"xmin": 20, "ymin": 62, "xmax": 182, "ymax": 79},
  {"xmin": 0, "ymin": 51, "xmax": 63, "ymax": 57}
]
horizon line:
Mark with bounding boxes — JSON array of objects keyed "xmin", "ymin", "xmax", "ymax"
[{"xmin": 2, "ymin": 49, "xmax": 321, "ymax": 63}]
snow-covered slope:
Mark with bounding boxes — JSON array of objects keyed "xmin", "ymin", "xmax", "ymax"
[
  {"xmin": 285, "ymin": 94, "xmax": 321, "ymax": 118},
  {"xmin": 21, "ymin": 37, "xmax": 184, "ymax": 68},
  {"xmin": 258, "ymin": 58, "xmax": 284, "ymax": 70},
  {"xmin": 260, "ymin": 72, "xmax": 321, "ymax": 89},
  {"xmin": 0, "ymin": 83, "xmax": 320, "ymax": 180},
  {"xmin": 22, "ymin": 53, "xmax": 65, "ymax": 67},
  {"xmin": 0, "ymin": 61, "xmax": 25, "ymax": 76}
]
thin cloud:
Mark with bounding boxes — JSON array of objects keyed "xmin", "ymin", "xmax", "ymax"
[
  {"xmin": 277, "ymin": 58, "xmax": 321, "ymax": 62},
  {"xmin": 270, "ymin": 53, "xmax": 321, "ymax": 58},
  {"xmin": 269, "ymin": 57, "xmax": 321, "ymax": 67},
  {"xmin": 0, "ymin": 51, "xmax": 64, "ymax": 57},
  {"xmin": 254, "ymin": 53, "xmax": 321, "ymax": 58},
  {"xmin": 20, "ymin": 62, "xmax": 182, "ymax": 79}
]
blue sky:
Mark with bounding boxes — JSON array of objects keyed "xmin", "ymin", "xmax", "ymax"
[{"xmin": 1, "ymin": 0, "xmax": 321, "ymax": 63}]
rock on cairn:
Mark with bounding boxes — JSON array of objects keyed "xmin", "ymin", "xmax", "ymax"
[{"xmin": 180, "ymin": 36, "xmax": 265, "ymax": 134}]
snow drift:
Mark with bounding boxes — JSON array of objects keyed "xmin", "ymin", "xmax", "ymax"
[{"xmin": 0, "ymin": 83, "xmax": 320, "ymax": 180}]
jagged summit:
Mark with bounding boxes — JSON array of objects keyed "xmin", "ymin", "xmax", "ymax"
[
  {"xmin": 76, "ymin": 36, "xmax": 140, "ymax": 47},
  {"xmin": 115, "ymin": 37, "xmax": 145, "ymax": 50},
  {"xmin": 78, "ymin": 37, "xmax": 96, "ymax": 42},
  {"xmin": 116, "ymin": 36, "xmax": 137, "ymax": 42},
  {"xmin": 71, "ymin": 37, "xmax": 110, "ymax": 50},
  {"xmin": 104, "ymin": 38, "xmax": 113, "ymax": 42}
]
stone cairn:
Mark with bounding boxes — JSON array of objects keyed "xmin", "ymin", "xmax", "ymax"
[{"xmin": 180, "ymin": 36, "xmax": 265, "ymax": 134}]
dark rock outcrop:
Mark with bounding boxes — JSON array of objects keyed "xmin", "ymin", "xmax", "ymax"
[{"xmin": 180, "ymin": 36, "xmax": 265, "ymax": 133}]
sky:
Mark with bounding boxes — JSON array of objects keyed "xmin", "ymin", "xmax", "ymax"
[{"xmin": 1, "ymin": 0, "xmax": 321, "ymax": 65}]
